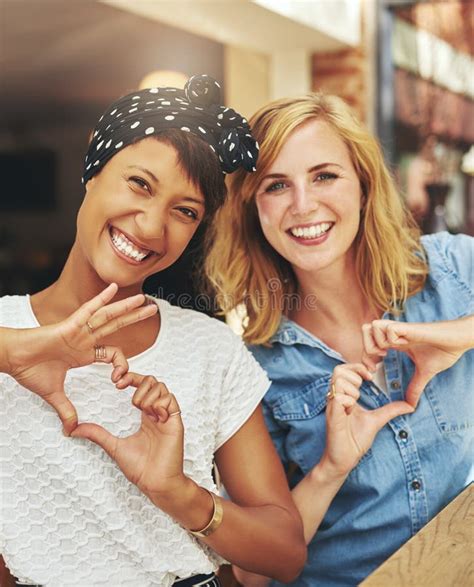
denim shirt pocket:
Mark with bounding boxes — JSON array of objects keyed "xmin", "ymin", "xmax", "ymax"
[{"xmin": 271, "ymin": 375, "xmax": 372, "ymax": 476}]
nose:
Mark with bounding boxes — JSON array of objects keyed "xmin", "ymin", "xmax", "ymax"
[
  {"xmin": 135, "ymin": 204, "xmax": 166, "ymax": 243},
  {"xmin": 290, "ymin": 182, "xmax": 319, "ymax": 217}
]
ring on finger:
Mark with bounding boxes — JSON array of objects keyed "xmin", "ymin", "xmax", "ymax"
[
  {"xmin": 326, "ymin": 382, "xmax": 338, "ymax": 401},
  {"xmin": 94, "ymin": 345, "xmax": 107, "ymax": 361},
  {"xmin": 168, "ymin": 410, "xmax": 181, "ymax": 417},
  {"xmin": 86, "ymin": 321, "xmax": 95, "ymax": 335}
]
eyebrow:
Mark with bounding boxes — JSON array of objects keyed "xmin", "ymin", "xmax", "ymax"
[
  {"xmin": 126, "ymin": 165, "xmax": 205, "ymax": 206},
  {"xmin": 127, "ymin": 165, "xmax": 159, "ymax": 183},
  {"xmin": 260, "ymin": 162, "xmax": 343, "ymax": 181}
]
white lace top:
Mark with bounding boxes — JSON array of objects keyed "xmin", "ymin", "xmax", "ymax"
[{"xmin": 0, "ymin": 296, "xmax": 270, "ymax": 586}]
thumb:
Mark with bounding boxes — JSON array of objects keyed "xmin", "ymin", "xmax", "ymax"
[
  {"xmin": 70, "ymin": 423, "xmax": 118, "ymax": 459},
  {"xmin": 46, "ymin": 393, "xmax": 78, "ymax": 436},
  {"xmin": 405, "ymin": 370, "xmax": 430, "ymax": 408},
  {"xmin": 371, "ymin": 401, "xmax": 414, "ymax": 431}
]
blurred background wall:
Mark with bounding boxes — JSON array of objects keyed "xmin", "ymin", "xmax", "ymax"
[{"xmin": 0, "ymin": 0, "xmax": 473, "ymax": 300}]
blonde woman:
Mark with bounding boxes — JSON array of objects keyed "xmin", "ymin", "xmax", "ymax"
[{"xmin": 206, "ymin": 93, "xmax": 473, "ymax": 586}]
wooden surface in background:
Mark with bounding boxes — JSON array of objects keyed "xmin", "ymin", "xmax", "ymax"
[{"xmin": 362, "ymin": 483, "xmax": 474, "ymax": 586}]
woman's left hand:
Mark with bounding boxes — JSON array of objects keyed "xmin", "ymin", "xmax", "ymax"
[
  {"xmin": 322, "ymin": 363, "xmax": 414, "ymax": 478},
  {"xmin": 362, "ymin": 317, "xmax": 474, "ymax": 407},
  {"xmin": 71, "ymin": 373, "xmax": 186, "ymax": 498}
]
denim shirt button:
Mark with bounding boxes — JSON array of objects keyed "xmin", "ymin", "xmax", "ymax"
[
  {"xmin": 411, "ymin": 479, "xmax": 422, "ymax": 491},
  {"xmin": 390, "ymin": 380, "xmax": 401, "ymax": 390},
  {"xmin": 398, "ymin": 429, "xmax": 408, "ymax": 440}
]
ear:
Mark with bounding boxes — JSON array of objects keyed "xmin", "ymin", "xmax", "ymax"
[{"xmin": 84, "ymin": 176, "xmax": 96, "ymax": 194}]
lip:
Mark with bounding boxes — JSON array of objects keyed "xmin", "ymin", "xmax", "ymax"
[
  {"xmin": 286, "ymin": 223, "xmax": 334, "ymax": 246},
  {"xmin": 109, "ymin": 224, "xmax": 152, "ymax": 252},
  {"xmin": 107, "ymin": 225, "xmax": 157, "ymax": 266}
]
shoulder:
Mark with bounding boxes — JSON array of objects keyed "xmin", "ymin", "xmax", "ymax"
[
  {"xmin": 421, "ymin": 231, "xmax": 473, "ymax": 255},
  {"xmin": 405, "ymin": 233, "xmax": 473, "ymax": 319},
  {"xmin": 248, "ymin": 342, "xmax": 277, "ymax": 372},
  {"xmin": 0, "ymin": 295, "xmax": 34, "ymax": 328},
  {"xmin": 421, "ymin": 232, "xmax": 473, "ymax": 287},
  {"xmin": 158, "ymin": 298, "xmax": 249, "ymax": 359}
]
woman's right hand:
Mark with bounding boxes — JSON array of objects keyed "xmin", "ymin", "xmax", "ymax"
[
  {"xmin": 321, "ymin": 363, "xmax": 414, "ymax": 479},
  {"xmin": 3, "ymin": 283, "xmax": 157, "ymax": 435}
]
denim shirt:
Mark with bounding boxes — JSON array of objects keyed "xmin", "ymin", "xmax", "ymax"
[{"xmin": 250, "ymin": 232, "xmax": 473, "ymax": 587}]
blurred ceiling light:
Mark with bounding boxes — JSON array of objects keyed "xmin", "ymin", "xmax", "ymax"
[{"xmin": 138, "ymin": 70, "xmax": 188, "ymax": 90}]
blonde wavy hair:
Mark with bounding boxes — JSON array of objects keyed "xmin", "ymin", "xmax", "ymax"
[{"xmin": 204, "ymin": 93, "xmax": 428, "ymax": 345}]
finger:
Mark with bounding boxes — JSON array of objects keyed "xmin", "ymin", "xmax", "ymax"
[
  {"xmin": 362, "ymin": 352, "xmax": 378, "ymax": 372},
  {"xmin": 333, "ymin": 393, "xmax": 357, "ymax": 414},
  {"xmin": 94, "ymin": 301, "xmax": 157, "ymax": 339},
  {"xmin": 333, "ymin": 363, "xmax": 372, "ymax": 387},
  {"xmin": 131, "ymin": 375, "xmax": 157, "ymax": 407},
  {"xmin": 141, "ymin": 387, "xmax": 166, "ymax": 412},
  {"xmin": 383, "ymin": 322, "xmax": 409, "ymax": 346},
  {"xmin": 115, "ymin": 372, "xmax": 136, "ymax": 390},
  {"xmin": 89, "ymin": 346, "xmax": 129, "ymax": 382},
  {"xmin": 337, "ymin": 380, "xmax": 361, "ymax": 401},
  {"xmin": 72, "ymin": 283, "xmax": 119, "ymax": 327},
  {"xmin": 362, "ymin": 324, "xmax": 382, "ymax": 356},
  {"xmin": 370, "ymin": 401, "xmax": 414, "ymax": 431},
  {"xmin": 405, "ymin": 371, "xmax": 429, "ymax": 408},
  {"xmin": 331, "ymin": 375, "xmax": 361, "ymax": 399},
  {"xmin": 143, "ymin": 392, "xmax": 181, "ymax": 425},
  {"xmin": 372, "ymin": 323, "xmax": 390, "ymax": 350},
  {"xmin": 91, "ymin": 293, "xmax": 147, "ymax": 327},
  {"xmin": 333, "ymin": 368, "xmax": 363, "ymax": 388},
  {"xmin": 70, "ymin": 423, "xmax": 118, "ymax": 459},
  {"xmin": 46, "ymin": 393, "xmax": 78, "ymax": 436},
  {"xmin": 116, "ymin": 371, "xmax": 148, "ymax": 390}
]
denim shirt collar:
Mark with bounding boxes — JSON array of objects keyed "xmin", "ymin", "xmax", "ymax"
[{"xmin": 269, "ymin": 316, "xmax": 345, "ymax": 362}]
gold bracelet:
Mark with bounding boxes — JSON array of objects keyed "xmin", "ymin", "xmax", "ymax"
[{"xmin": 189, "ymin": 489, "xmax": 224, "ymax": 539}]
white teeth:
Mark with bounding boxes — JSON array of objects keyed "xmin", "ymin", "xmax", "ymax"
[
  {"xmin": 290, "ymin": 222, "xmax": 332, "ymax": 239},
  {"xmin": 110, "ymin": 228, "xmax": 150, "ymax": 262}
]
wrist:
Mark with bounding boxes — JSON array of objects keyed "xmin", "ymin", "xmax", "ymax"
[
  {"xmin": 310, "ymin": 456, "xmax": 350, "ymax": 487},
  {"xmin": 147, "ymin": 475, "xmax": 216, "ymax": 533},
  {"xmin": 6, "ymin": 326, "xmax": 57, "ymax": 374},
  {"xmin": 1, "ymin": 327, "xmax": 38, "ymax": 374}
]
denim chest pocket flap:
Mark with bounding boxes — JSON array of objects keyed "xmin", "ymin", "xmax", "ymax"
[
  {"xmin": 271, "ymin": 374, "xmax": 373, "ymax": 476},
  {"xmin": 273, "ymin": 375, "xmax": 331, "ymax": 421}
]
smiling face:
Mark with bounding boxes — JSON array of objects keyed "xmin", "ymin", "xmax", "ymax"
[
  {"xmin": 75, "ymin": 137, "xmax": 205, "ymax": 289},
  {"xmin": 255, "ymin": 119, "xmax": 363, "ymax": 280}
]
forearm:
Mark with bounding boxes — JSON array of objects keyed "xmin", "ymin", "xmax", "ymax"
[
  {"xmin": 230, "ymin": 462, "xmax": 346, "ymax": 586},
  {"xmin": 292, "ymin": 461, "xmax": 347, "ymax": 544},
  {"xmin": 452, "ymin": 315, "xmax": 474, "ymax": 350},
  {"xmin": 148, "ymin": 477, "xmax": 305, "ymax": 582},
  {"xmin": 427, "ymin": 315, "xmax": 474, "ymax": 351},
  {"xmin": 0, "ymin": 326, "xmax": 53, "ymax": 375},
  {"xmin": 0, "ymin": 327, "xmax": 16, "ymax": 373}
]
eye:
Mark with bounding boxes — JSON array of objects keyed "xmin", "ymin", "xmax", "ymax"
[
  {"xmin": 129, "ymin": 176, "xmax": 151, "ymax": 193},
  {"xmin": 176, "ymin": 207, "xmax": 199, "ymax": 221},
  {"xmin": 265, "ymin": 180, "xmax": 287, "ymax": 193},
  {"xmin": 314, "ymin": 172, "xmax": 338, "ymax": 182}
]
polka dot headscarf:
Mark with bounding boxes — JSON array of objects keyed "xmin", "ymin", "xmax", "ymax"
[{"xmin": 82, "ymin": 74, "xmax": 259, "ymax": 184}]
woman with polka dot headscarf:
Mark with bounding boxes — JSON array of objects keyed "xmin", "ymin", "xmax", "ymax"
[{"xmin": 0, "ymin": 75, "xmax": 305, "ymax": 587}]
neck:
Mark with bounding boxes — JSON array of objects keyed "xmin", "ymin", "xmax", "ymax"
[
  {"xmin": 291, "ymin": 252, "xmax": 376, "ymax": 329},
  {"xmin": 31, "ymin": 240, "xmax": 145, "ymax": 324}
]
